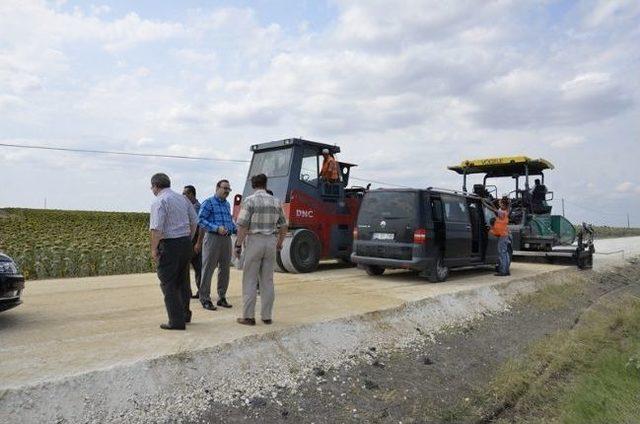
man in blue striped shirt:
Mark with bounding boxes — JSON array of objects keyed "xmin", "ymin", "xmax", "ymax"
[{"xmin": 195, "ymin": 179, "xmax": 236, "ymax": 310}]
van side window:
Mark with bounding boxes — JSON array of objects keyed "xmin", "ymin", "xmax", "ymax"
[
  {"xmin": 442, "ymin": 195, "xmax": 469, "ymax": 223},
  {"xmin": 431, "ymin": 198, "xmax": 443, "ymax": 222}
]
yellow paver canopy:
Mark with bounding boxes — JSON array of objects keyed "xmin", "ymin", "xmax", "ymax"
[{"xmin": 448, "ymin": 156, "xmax": 554, "ymax": 177}]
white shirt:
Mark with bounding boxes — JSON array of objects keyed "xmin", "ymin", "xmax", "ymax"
[{"xmin": 149, "ymin": 188, "xmax": 197, "ymax": 239}]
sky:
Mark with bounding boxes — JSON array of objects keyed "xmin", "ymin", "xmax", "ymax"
[{"xmin": 0, "ymin": 0, "xmax": 638, "ymax": 226}]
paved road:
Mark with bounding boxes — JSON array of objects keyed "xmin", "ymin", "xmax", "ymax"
[{"xmin": 1, "ymin": 236, "xmax": 637, "ymax": 390}]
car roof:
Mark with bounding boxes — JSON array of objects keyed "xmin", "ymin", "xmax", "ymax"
[{"xmin": 367, "ymin": 187, "xmax": 483, "ymax": 199}]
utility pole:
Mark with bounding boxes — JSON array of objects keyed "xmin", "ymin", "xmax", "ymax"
[
  {"xmin": 44, "ymin": 197, "xmax": 47, "ymax": 209},
  {"xmin": 562, "ymin": 198, "xmax": 565, "ymax": 217},
  {"xmin": 628, "ymin": 213, "xmax": 631, "ymax": 228}
]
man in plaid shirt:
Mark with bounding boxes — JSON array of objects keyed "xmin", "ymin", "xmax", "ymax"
[
  {"xmin": 234, "ymin": 173, "xmax": 287, "ymax": 325},
  {"xmin": 195, "ymin": 179, "xmax": 236, "ymax": 310}
]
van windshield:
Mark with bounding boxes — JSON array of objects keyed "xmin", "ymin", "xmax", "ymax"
[{"xmin": 359, "ymin": 191, "xmax": 418, "ymax": 222}]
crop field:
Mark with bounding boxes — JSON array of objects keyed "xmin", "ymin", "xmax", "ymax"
[
  {"xmin": 589, "ymin": 225, "xmax": 640, "ymax": 239},
  {"xmin": 1, "ymin": 208, "xmax": 638, "ymax": 281},
  {"xmin": 0, "ymin": 208, "xmax": 153, "ymax": 280}
]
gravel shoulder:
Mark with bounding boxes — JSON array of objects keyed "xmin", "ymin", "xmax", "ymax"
[{"xmin": 194, "ymin": 261, "xmax": 640, "ymax": 424}]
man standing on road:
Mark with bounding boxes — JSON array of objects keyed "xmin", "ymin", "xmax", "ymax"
[
  {"xmin": 149, "ymin": 173, "xmax": 198, "ymax": 330},
  {"xmin": 183, "ymin": 185, "xmax": 202, "ymax": 299},
  {"xmin": 234, "ymin": 174, "xmax": 287, "ymax": 326},
  {"xmin": 196, "ymin": 179, "xmax": 236, "ymax": 311},
  {"xmin": 491, "ymin": 197, "xmax": 511, "ymax": 277}
]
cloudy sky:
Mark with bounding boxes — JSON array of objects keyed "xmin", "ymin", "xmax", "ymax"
[{"xmin": 0, "ymin": 0, "xmax": 638, "ymax": 226}]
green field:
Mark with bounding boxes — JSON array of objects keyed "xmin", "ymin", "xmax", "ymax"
[
  {"xmin": 589, "ymin": 225, "xmax": 640, "ymax": 239},
  {"xmin": 0, "ymin": 208, "xmax": 153, "ymax": 280},
  {"xmin": 1, "ymin": 208, "xmax": 639, "ymax": 280}
]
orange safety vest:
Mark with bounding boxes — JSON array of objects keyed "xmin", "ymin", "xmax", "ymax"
[
  {"xmin": 321, "ymin": 156, "xmax": 339, "ymax": 182},
  {"xmin": 491, "ymin": 210, "xmax": 509, "ymax": 237}
]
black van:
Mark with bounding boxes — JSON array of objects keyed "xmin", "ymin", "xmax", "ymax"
[{"xmin": 351, "ymin": 188, "xmax": 500, "ymax": 282}]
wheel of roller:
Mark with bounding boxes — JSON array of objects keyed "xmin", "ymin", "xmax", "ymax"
[
  {"xmin": 275, "ymin": 250, "xmax": 287, "ymax": 273},
  {"xmin": 280, "ymin": 229, "xmax": 321, "ymax": 273}
]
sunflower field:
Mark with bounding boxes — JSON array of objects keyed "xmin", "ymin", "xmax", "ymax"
[{"xmin": 0, "ymin": 208, "xmax": 154, "ymax": 280}]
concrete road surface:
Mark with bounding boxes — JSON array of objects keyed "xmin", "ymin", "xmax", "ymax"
[{"xmin": 1, "ymin": 236, "xmax": 638, "ymax": 391}]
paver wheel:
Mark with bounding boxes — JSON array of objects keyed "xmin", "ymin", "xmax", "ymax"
[{"xmin": 280, "ymin": 229, "xmax": 321, "ymax": 273}]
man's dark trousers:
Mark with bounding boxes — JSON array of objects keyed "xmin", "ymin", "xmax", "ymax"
[
  {"xmin": 190, "ymin": 233, "xmax": 202, "ymax": 296},
  {"xmin": 157, "ymin": 236, "xmax": 192, "ymax": 327}
]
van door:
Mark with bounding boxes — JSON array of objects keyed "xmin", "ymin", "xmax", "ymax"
[
  {"xmin": 482, "ymin": 202, "xmax": 499, "ymax": 264},
  {"xmin": 467, "ymin": 199, "xmax": 483, "ymax": 260},
  {"xmin": 429, "ymin": 195, "xmax": 445, "ymax": 256},
  {"xmin": 442, "ymin": 195, "xmax": 472, "ymax": 264}
]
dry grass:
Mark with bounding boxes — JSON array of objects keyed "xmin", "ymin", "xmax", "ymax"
[{"xmin": 487, "ymin": 292, "xmax": 640, "ymax": 423}]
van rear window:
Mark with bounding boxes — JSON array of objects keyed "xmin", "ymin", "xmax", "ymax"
[{"xmin": 359, "ymin": 191, "xmax": 418, "ymax": 222}]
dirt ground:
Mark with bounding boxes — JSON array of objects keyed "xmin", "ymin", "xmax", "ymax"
[{"xmin": 195, "ymin": 262, "xmax": 640, "ymax": 424}]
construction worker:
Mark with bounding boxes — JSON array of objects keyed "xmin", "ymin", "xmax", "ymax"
[
  {"xmin": 491, "ymin": 197, "xmax": 511, "ymax": 276},
  {"xmin": 531, "ymin": 178, "xmax": 548, "ymax": 213},
  {"xmin": 320, "ymin": 148, "xmax": 339, "ymax": 183}
]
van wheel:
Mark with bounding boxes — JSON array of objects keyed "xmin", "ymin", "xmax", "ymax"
[
  {"xmin": 365, "ymin": 265, "xmax": 385, "ymax": 276},
  {"xmin": 428, "ymin": 256, "xmax": 449, "ymax": 283}
]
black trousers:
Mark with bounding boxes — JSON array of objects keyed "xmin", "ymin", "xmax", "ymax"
[
  {"xmin": 190, "ymin": 233, "xmax": 202, "ymax": 296},
  {"xmin": 157, "ymin": 236, "xmax": 192, "ymax": 327}
]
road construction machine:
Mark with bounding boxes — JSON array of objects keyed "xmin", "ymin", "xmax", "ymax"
[
  {"xmin": 232, "ymin": 138, "xmax": 366, "ymax": 273},
  {"xmin": 448, "ymin": 156, "xmax": 594, "ymax": 269}
]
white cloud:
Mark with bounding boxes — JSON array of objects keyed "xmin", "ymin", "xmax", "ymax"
[
  {"xmin": 549, "ymin": 136, "xmax": 585, "ymax": 149},
  {"xmin": 582, "ymin": 0, "xmax": 640, "ymax": 28},
  {"xmin": 615, "ymin": 181, "xmax": 635, "ymax": 193},
  {"xmin": 0, "ymin": 1, "xmax": 184, "ymax": 52},
  {"xmin": 0, "ymin": 0, "xmax": 638, "ymax": 227},
  {"xmin": 91, "ymin": 4, "xmax": 111, "ymax": 16}
]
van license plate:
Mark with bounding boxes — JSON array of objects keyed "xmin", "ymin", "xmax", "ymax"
[{"xmin": 373, "ymin": 233, "xmax": 394, "ymax": 240}]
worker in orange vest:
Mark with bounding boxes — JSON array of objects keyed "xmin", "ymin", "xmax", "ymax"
[
  {"xmin": 491, "ymin": 197, "xmax": 511, "ymax": 276},
  {"xmin": 320, "ymin": 148, "xmax": 339, "ymax": 183}
]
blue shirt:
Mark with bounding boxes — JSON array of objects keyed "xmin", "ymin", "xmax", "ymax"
[{"xmin": 198, "ymin": 195, "xmax": 237, "ymax": 234}]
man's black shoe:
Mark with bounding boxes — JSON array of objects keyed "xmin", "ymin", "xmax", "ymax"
[
  {"xmin": 217, "ymin": 298, "xmax": 232, "ymax": 308},
  {"xmin": 494, "ymin": 273, "xmax": 509, "ymax": 277},
  {"xmin": 237, "ymin": 318, "xmax": 256, "ymax": 326},
  {"xmin": 160, "ymin": 323, "xmax": 186, "ymax": 330},
  {"xmin": 262, "ymin": 319, "xmax": 273, "ymax": 325},
  {"xmin": 202, "ymin": 301, "xmax": 217, "ymax": 311}
]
